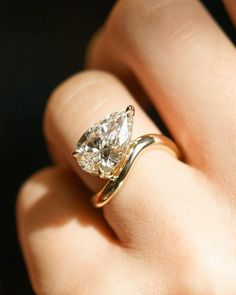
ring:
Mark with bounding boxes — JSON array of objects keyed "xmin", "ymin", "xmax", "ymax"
[{"xmin": 72, "ymin": 105, "xmax": 182, "ymax": 208}]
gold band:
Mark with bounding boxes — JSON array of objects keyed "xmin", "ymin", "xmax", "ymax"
[{"xmin": 92, "ymin": 134, "xmax": 181, "ymax": 208}]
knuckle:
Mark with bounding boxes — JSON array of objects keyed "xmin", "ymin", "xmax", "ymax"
[{"xmin": 106, "ymin": 0, "xmax": 196, "ymax": 57}]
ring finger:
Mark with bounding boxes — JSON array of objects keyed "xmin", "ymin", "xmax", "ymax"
[{"xmin": 44, "ymin": 70, "xmax": 191, "ymax": 243}]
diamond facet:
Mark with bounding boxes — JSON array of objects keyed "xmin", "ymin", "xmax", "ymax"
[{"xmin": 74, "ymin": 108, "xmax": 134, "ymax": 179}]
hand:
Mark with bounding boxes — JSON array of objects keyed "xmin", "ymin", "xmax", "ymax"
[{"xmin": 17, "ymin": 1, "xmax": 236, "ymax": 294}]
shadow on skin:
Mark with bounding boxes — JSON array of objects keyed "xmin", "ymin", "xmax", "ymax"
[{"xmin": 18, "ymin": 166, "xmax": 117, "ymax": 242}]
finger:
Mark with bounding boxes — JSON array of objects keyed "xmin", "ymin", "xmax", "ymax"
[
  {"xmin": 223, "ymin": 0, "xmax": 236, "ymax": 26},
  {"xmin": 88, "ymin": 0, "xmax": 236, "ymax": 190},
  {"xmin": 44, "ymin": 70, "xmax": 160, "ymax": 193},
  {"xmin": 43, "ymin": 70, "xmax": 227, "ymax": 266},
  {"xmin": 16, "ymin": 166, "xmax": 121, "ymax": 294},
  {"xmin": 43, "ymin": 70, "xmax": 191, "ymax": 243}
]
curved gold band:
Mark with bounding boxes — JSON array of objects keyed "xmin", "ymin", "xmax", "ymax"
[{"xmin": 92, "ymin": 134, "xmax": 182, "ymax": 208}]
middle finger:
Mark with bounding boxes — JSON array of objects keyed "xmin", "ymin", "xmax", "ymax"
[{"xmin": 89, "ymin": 0, "xmax": 236, "ymax": 190}]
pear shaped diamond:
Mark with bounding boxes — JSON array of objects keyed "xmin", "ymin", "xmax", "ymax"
[{"xmin": 73, "ymin": 106, "xmax": 134, "ymax": 179}]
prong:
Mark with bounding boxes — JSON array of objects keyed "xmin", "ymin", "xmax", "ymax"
[
  {"xmin": 72, "ymin": 151, "xmax": 78, "ymax": 159},
  {"xmin": 125, "ymin": 105, "xmax": 135, "ymax": 117}
]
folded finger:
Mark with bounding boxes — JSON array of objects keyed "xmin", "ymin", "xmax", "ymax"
[
  {"xmin": 88, "ymin": 0, "xmax": 236, "ymax": 190},
  {"xmin": 16, "ymin": 167, "xmax": 119, "ymax": 294}
]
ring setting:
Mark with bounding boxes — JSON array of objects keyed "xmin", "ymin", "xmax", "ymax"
[
  {"xmin": 72, "ymin": 105, "xmax": 135, "ymax": 180},
  {"xmin": 73, "ymin": 105, "xmax": 181, "ymax": 208}
]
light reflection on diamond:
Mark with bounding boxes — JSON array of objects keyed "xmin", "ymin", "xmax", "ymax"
[{"xmin": 74, "ymin": 110, "xmax": 133, "ymax": 179}]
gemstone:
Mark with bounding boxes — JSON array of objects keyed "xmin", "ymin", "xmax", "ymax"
[{"xmin": 74, "ymin": 109, "xmax": 133, "ymax": 179}]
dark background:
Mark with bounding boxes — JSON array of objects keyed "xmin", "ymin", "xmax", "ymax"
[{"xmin": 0, "ymin": 1, "xmax": 235, "ymax": 294}]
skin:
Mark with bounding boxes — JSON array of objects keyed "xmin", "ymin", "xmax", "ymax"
[{"xmin": 16, "ymin": 1, "xmax": 236, "ymax": 294}]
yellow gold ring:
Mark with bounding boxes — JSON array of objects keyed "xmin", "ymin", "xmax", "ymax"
[{"xmin": 72, "ymin": 105, "xmax": 182, "ymax": 208}]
